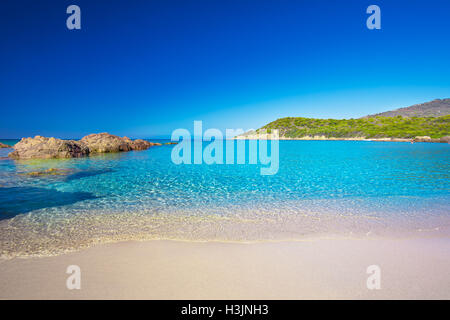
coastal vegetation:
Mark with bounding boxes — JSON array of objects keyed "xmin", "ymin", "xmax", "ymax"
[
  {"xmin": 245, "ymin": 98, "xmax": 450, "ymax": 140},
  {"xmin": 258, "ymin": 115, "xmax": 450, "ymax": 139}
]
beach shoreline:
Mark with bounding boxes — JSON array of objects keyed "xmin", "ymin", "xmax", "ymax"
[
  {"xmin": 1, "ymin": 237, "xmax": 449, "ymax": 300},
  {"xmin": 235, "ymin": 136, "xmax": 450, "ymax": 143}
]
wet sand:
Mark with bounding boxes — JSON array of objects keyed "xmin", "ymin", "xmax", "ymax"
[{"xmin": 1, "ymin": 238, "xmax": 449, "ymax": 299}]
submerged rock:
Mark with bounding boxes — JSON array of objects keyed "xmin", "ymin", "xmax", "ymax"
[
  {"xmin": 20, "ymin": 168, "xmax": 72, "ymax": 177},
  {"xmin": 0, "ymin": 142, "xmax": 11, "ymax": 148},
  {"xmin": 9, "ymin": 133, "xmax": 161, "ymax": 159}
]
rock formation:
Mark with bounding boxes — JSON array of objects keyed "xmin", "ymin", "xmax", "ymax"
[
  {"xmin": 413, "ymin": 136, "xmax": 450, "ymax": 143},
  {"xmin": 366, "ymin": 98, "xmax": 450, "ymax": 118},
  {"xmin": 125, "ymin": 137, "xmax": 162, "ymax": 150},
  {"xmin": 9, "ymin": 136, "xmax": 89, "ymax": 159},
  {"xmin": 0, "ymin": 142, "xmax": 11, "ymax": 148},
  {"xmin": 9, "ymin": 133, "xmax": 161, "ymax": 159},
  {"xmin": 80, "ymin": 133, "xmax": 132, "ymax": 153}
]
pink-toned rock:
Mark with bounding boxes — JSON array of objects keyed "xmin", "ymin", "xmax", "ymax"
[
  {"xmin": 0, "ymin": 142, "xmax": 11, "ymax": 148},
  {"xmin": 80, "ymin": 133, "xmax": 131, "ymax": 153},
  {"xmin": 413, "ymin": 135, "xmax": 450, "ymax": 143},
  {"xmin": 413, "ymin": 136, "xmax": 432, "ymax": 142},
  {"xmin": 8, "ymin": 133, "xmax": 161, "ymax": 159},
  {"xmin": 8, "ymin": 136, "xmax": 89, "ymax": 159},
  {"xmin": 81, "ymin": 133, "xmax": 161, "ymax": 152},
  {"xmin": 128, "ymin": 139, "xmax": 161, "ymax": 150}
]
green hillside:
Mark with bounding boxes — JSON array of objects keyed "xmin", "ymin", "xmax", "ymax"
[{"xmin": 258, "ymin": 115, "xmax": 450, "ymax": 139}]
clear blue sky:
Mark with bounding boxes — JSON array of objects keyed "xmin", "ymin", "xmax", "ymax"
[{"xmin": 1, "ymin": 0, "xmax": 449, "ymax": 139}]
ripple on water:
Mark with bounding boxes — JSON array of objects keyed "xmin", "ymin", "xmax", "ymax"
[{"xmin": 0, "ymin": 141, "xmax": 449, "ymax": 258}]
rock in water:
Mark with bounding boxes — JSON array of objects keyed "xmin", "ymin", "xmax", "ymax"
[
  {"xmin": 9, "ymin": 136, "xmax": 89, "ymax": 159},
  {"xmin": 0, "ymin": 142, "xmax": 11, "ymax": 148},
  {"xmin": 20, "ymin": 168, "xmax": 73, "ymax": 176},
  {"xmin": 126, "ymin": 138, "xmax": 161, "ymax": 150},
  {"xmin": 8, "ymin": 133, "xmax": 161, "ymax": 159},
  {"xmin": 80, "ymin": 133, "xmax": 132, "ymax": 153}
]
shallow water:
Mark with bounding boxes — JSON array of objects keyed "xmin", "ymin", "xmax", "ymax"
[{"xmin": 0, "ymin": 140, "xmax": 449, "ymax": 258}]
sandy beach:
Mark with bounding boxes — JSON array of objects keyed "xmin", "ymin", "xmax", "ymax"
[
  {"xmin": 236, "ymin": 135, "xmax": 448, "ymax": 143},
  {"xmin": 1, "ymin": 237, "xmax": 449, "ymax": 300}
]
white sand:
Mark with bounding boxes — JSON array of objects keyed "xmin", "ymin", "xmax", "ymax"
[{"xmin": 1, "ymin": 238, "xmax": 449, "ymax": 299}]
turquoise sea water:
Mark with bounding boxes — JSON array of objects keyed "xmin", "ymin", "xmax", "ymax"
[
  {"xmin": 0, "ymin": 139, "xmax": 19, "ymax": 148},
  {"xmin": 0, "ymin": 140, "xmax": 449, "ymax": 258}
]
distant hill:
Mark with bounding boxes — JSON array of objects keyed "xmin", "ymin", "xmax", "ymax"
[
  {"xmin": 239, "ymin": 99, "xmax": 450, "ymax": 140},
  {"xmin": 365, "ymin": 98, "xmax": 450, "ymax": 118}
]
